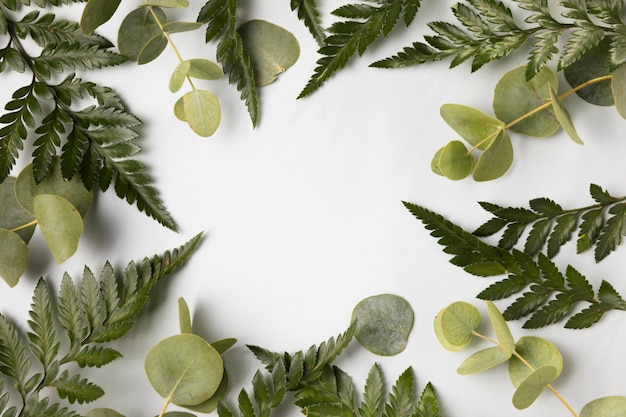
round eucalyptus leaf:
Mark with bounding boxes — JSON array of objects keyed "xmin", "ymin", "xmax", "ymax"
[
  {"xmin": 162, "ymin": 21, "xmax": 203, "ymax": 34},
  {"xmin": 580, "ymin": 396, "xmax": 626, "ymax": 417},
  {"xmin": 170, "ymin": 61, "xmax": 191, "ymax": 93},
  {"xmin": 182, "ymin": 89, "xmax": 221, "ymax": 137},
  {"xmin": 0, "ymin": 229, "xmax": 29, "ymax": 288},
  {"xmin": 162, "ymin": 413, "xmax": 196, "ymax": 417},
  {"xmin": 211, "ymin": 338, "xmax": 237, "ymax": 354},
  {"xmin": 84, "ymin": 408, "xmax": 126, "ymax": 417},
  {"xmin": 238, "ymin": 20, "xmax": 300, "ymax": 86},
  {"xmin": 486, "ymin": 301, "xmax": 514, "ymax": 355},
  {"xmin": 118, "ymin": 7, "xmax": 167, "ymax": 62},
  {"xmin": 493, "ymin": 65, "xmax": 559, "ymax": 137},
  {"xmin": 431, "ymin": 146, "xmax": 444, "ymax": 176},
  {"xmin": 137, "ymin": 34, "xmax": 168, "ymax": 65},
  {"xmin": 437, "ymin": 140, "xmax": 474, "ymax": 180},
  {"xmin": 508, "ymin": 336, "xmax": 563, "ymax": 388},
  {"xmin": 549, "ymin": 86, "xmax": 584, "ymax": 144},
  {"xmin": 33, "ymin": 194, "xmax": 84, "ymax": 264},
  {"xmin": 351, "ymin": 294, "xmax": 414, "ymax": 356},
  {"xmin": 472, "ymin": 130, "xmax": 513, "ymax": 182},
  {"xmin": 434, "ymin": 301, "xmax": 480, "ymax": 351},
  {"xmin": 145, "ymin": 333, "xmax": 224, "ymax": 406},
  {"xmin": 511, "ymin": 365, "xmax": 558, "ymax": 409},
  {"xmin": 80, "ymin": 0, "xmax": 122, "ymax": 35},
  {"xmin": 145, "ymin": 0, "xmax": 189, "ymax": 7},
  {"xmin": 186, "ymin": 59, "xmax": 223, "ymax": 80},
  {"xmin": 611, "ymin": 64, "xmax": 626, "ymax": 119},
  {"xmin": 15, "ymin": 158, "xmax": 93, "ymax": 218},
  {"xmin": 564, "ymin": 38, "xmax": 614, "ymax": 106},
  {"xmin": 174, "ymin": 96, "xmax": 186, "ymax": 121},
  {"xmin": 440, "ymin": 104, "xmax": 504, "ymax": 149},
  {"xmin": 0, "ymin": 176, "xmax": 35, "ymax": 242},
  {"xmin": 457, "ymin": 346, "xmax": 511, "ymax": 375},
  {"xmin": 184, "ymin": 368, "xmax": 229, "ymax": 413}
]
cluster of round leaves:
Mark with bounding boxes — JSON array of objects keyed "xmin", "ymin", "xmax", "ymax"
[
  {"xmin": 0, "ymin": 157, "xmax": 92, "ymax": 287},
  {"xmin": 435, "ymin": 300, "xmax": 626, "ymax": 416},
  {"xmin": 432, "ymin": 61, "xmax": 626, "ymax": 182}
]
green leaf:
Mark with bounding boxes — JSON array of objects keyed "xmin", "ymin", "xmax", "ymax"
[
  {"xmin": 511, "ymin": 365, "xmax": 558, "ymax": 409},
  {"xmin": 137, "ymin": 34, "xmax": 168, "ymax": 65},
  {"xmin": 564, "ymin": 38, "xmax": 614, "ymax": 106},
  {"xmin": 84, "ymin": 408, "xmax": 126, "ymax": 417},
  {"xmin": 33, "ymin": 194, "xmax": 84, "ymax": 264},
  {"xmin": 434, "ymin": 301, "xmax": 480, "ymax": 351},
  {"xmin": 117, "ymin": 7, "xmax": 167, "ymax": 62},
  {"xmin": 178, "ymin": 297, "xmax": 193, "ymax": 334},
  {"xmin": 508, "ymin": 336, "xmax": 563, "ymax": 388},
  {"xmin": 435, "ymin": 140, "xmax": 474, "ymax": 180},
  {"xmin": 162, "ymin": 21, "xmax": 203, "ymax": 34},
  {"xmin": 0, "ymin": 229, "xmax": 29, "ymax": 287},
  {"xmin": 184, "ymin": 368, "xmax": 229, "ymax": 413},
  {"xmin": 80, "ymin": 0, "xmax": 122, "ymax": 35},
  {"xmin": 549, "ymin": 86, "xmax": 584, "ymax": 144},
  {"xmin": 145, "ymin": 333, "xmax": 224, "ymax": 406},
  {"xmin": 238, "ymin": 20, "xmax": 300, "ymax": 86},
  {"xmin": 145, "ymin": 0, "xmax": 189, "ymax": 7},
  {"xmin": 173, "ymin": 96, "xmax": 186, "ymax": 121},
  {"xmin": 457, "ymin": 346, "xmax": 511, "ymax": 374},
  {"xmin": 440, "ymin": 104, "xmax": 503, "ymax": 149},
  {"xmin": 182, "ymin": 90, "xmax": 221, "ymax": 137},
  {"xmin": 290, "ymin": 0, "xmax": 326, "ymax": 47},
  {"xmin": 0, "ymin": 176, "xmax": 35, "ymax": 242},
  {"xmin": 15, "ymin": 157, "xmax": 93, "ymax": 218},
  {"xmin": 472, "ymin": 130, "xmax": 513, "ymax": 181},
  {"xmin": 51, "ymin": 370, "xmax": 105, "ymax": 404},
  {"xmin": 580, "ymin": 396, "xmax": 626, "ymax": 417},
  {"xmin": 169, "ymin": 61, "xmax": 191, "ymax": 93},
  {"xmin": 493, "ymin": 65, "xmax": 559, "ymax": 137},
  {"xmin": 351, "ymin": 294, "xmax": 414, "ymax": 356},
  {"xmin": 486, "ymin": 301, "xmax": 513, "ymax": 354},
  {"xmin": 186, "ymin": 58, "xmax": 223, "ymax": 80},
  {"xmin": 359, "ymin": 363, "xmax": 383, "ymax": 417},
  {"xmin": 611, "ymin": 63, "xmax": 626, "ymax": 119}
]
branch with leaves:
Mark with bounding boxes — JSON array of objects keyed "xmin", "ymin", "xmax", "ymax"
[
  {"xmin": 0, "ymin": 233, "xmax": 202, "ymax": 417},
  {"xmin": 402, "ymin": 201, "xmax": 626, "ymax": 329}
]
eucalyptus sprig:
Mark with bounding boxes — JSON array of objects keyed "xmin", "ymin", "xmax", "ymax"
[
  {"xmin": 0, "ymin": 234, "xmax": 202, "ymax": 417},
  {"xmin": 0, "ymin": 1, "xmax": 177, "ymax": 230},
  {"xmin": 402, "ymin": 201, "xmax": 626, "ymax": 329},
  {"xmin": 435, "ymin": 300, "xmax": 626, "ymax": 416}
]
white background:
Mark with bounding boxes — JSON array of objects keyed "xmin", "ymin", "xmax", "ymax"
[{"xmin": 2, "ymin": 1, "xmax": 626, "ymax": 417}]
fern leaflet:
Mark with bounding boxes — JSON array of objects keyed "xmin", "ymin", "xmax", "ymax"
[{"xmin": 290, "ymin": 0, "xmax": 326, "ymax": 47}]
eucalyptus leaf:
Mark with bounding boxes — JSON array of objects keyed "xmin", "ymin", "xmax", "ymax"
[
  {"xmin": 118, "ymin": 7, "xmax": 167, "ymax": 62},
  {"xmin": 178, "ymin": 297, "xmax": 192, "ymax": 334},
  {"xmin": 80, "ymin": 0, "xmax": 122, "ymax": 35},
  {"xmin": 182, "ymin": 90, "xmax": 221, "ymax": 137},
  {"xmin": 486, "ymin": 301, "xmax": 514, "ymax": 355},
  {"xmin": 434, "ymin": 301, "xmax": 480, "ymax": 351},
  {"xmin": 84, "ymin": 408, "xmax": 126, "ymax": 417},
  {"xmin": 186, "ymin": 59, "xmax": 223, "ymax": 80},
  {"xmin": 145, "ymin": 333, "xmax": 224, "ymax": 406},
  {"xmin": 162, "ymin": 413, "xmax": 196, "ymax": 417},
  {"xmin": 431, "ymin": 146, "xmax": 444, "ymax": 176},
  {"xmin": 437, "ymin": 140, "xmax": 474, "ymax": 180},
  {"xmin": 137, "ymin": 34, "xmax": 168, "ymax": 65},
  {"xmin": 493, "ymin": 66, "xmax": 559, "ymax": 137},
  {"xmin": 511, "ymin": 365, "xmax": 558, "ymax": 409},
  {"xmin": 183, "ymin": 369, "xmax": 229, "ymax": 413},
  {"xmin": 580, "ymin": 396, "xmax": 626, "ymax": 417},
  {"xmin": 210, "ymin": 338, "xmax": 237, "ymax": 355},
  {"xmin": 564, "ymin": 38, "xmax": 614, "ymax": 106},
  {"xmin": 238, "ymin": 20, "xmax": 300, "ymax": 86},
  {"xmin": 351, "ymin": 294, "xmax": 414, "ymax": 356},
  {"xmin": 33, "ymin": 194, "xmax": 83, "ymax": 264},
  {"xmin": 457, "ymin": 346, "xmax": 511, "ymax": 375},
  {"xmin": 174, "ymin": 96, "xmax": 186, "ymax": 121},
  {"xmin": 508, "ymin": 336, "xmax": 563, "ymax": 388},
  {"xmin": 549, "ymin": 87, "xmax": 584, "ymax": 145},
  {"xmin": 170, "ymin": 61, "xmax": 191, "ymax": 93},
  {"xmin": 162, "ymin": 21, "xmax": 203, "ymax": 34},
  {"xmin": 611, "ymin": 64, "xmax": 626, "ymax": 119},
  {"xmin": 0, "ymin": 229, "xmax": 29, "ymax": 287},
  {"xmin": 15, "ymin": 158, "xmax": 93, "ymax": 218},
  {"xmin": 472, "ymin": 130, "xmax": 513, "ymax": 182},
  {"xmin": 440, "ymin": 104, "xmax": 503, "ymax": 149},
  {"xmin": 0, "ymin": 176, "xmax": 35, "ymax": 242},
  {"xmin": 145, "ymin": 0, "xmax": 189, "ymax": 7}
]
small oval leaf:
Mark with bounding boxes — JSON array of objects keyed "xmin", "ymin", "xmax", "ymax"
[
  {"xmin": 80, "ymin": 0, "xmax": 122, "ymax": 35},
  {"xmin": 437, "ymin": 140, "xmax": 474, "ymax": 180},
  {"xmin": 84, "ymin": 408, "xmax": 126, "ymax": 417},
  {"xmin": 162, "ymin": 21, "xmax": 202, "ymax": 34},
  {"xmin": 170, "ymin": 61, "xmax": 191, "ymax": 93},
  {"xmin": 187, "ymin": 58, "xmax": 223, "ymax": 80},
  {"xmin": 178, "ymin": 297, "xmax": 193, "ymax": 334},
  {"xmin": 580, "ymin": 396, "xmax": 626, "ymax": 417},
  {"xmin": 472, "ymin": 130, "xmax": 513, "ymax": 182},
  {"xmin": 351, "ymin": 294, "xmax": 414, "ymax": 356},
  {"xmin": 511, "ymin": 365, "xmax": 558, "ymax": 409},
  {"xmin": 118, "ymin": 7, "xmax": 167, "ymax": 61},
  {"xmin": 137, "ymin": 34, "xmax": 168, "ymax": 65},
  {"xmin": 0, "ymin": 176, "xmax": 35, "ymax": 243},
  {"xmin": 434, "ymin": 301, "xmax": 480, "ymax": 351},
  {"xmin": 611, "ymin": 64, "xmax": 626, "ymax": 119},
  {"xmin": 457, "ymin": 346, "xmax": 511, "ymax": 375},
  {"xmin": 33, "ymin": 194, "xmax": 83, "ymax": 264},
  {"xmin": 549, "ymin": 86, "xmax": 584, "ymax": 145},
  {"xmin": 145, "ymin": 0, "xmax": 189, "ymax": 7},
  {"xmin": 564, "ymin": 38, "xmax": 614, "ymax": 106},
  {"xmin": 173, "ymin": 96, "xmax": 186, "ymax": 121},
  {"xmin": 440, "ymin": 104, "xmax": 504, "ymax": 149},
  {"xmin": 182, "ymin": 90, "xmax": 221, "ymax": 137},
  {"xmin": 0, "ymin": 229, "xmax": 29, "ymax": 287},
  {"xmin": 486, "ymin": 301, "xmax": 514, "ymax": 355},
  {"xmin": 508, "ymin": 336, "xmax": 563, "ymax": 388}
]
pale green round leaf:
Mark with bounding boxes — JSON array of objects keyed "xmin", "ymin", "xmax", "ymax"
[
  {"xmin": 174, "ymin": 96, "xmax": 186, "ymax": 121},
  {"xmin": 549, "ymin": 86, "xmax": 584, "ymax": 145},
  {"xmin": 472, "ymin": 130, "xmax": 513, "ymax": 182},
  {"xmin": 580, "ymin": 396, "xmax": 626, "ymax": 417},
  {"xmin": 15, "ymin": 158, "xmax": 93, "ymax": 218},
  {"xmin": 611, "ymin": 64, "xmax": 626, "ymax": 119},
  {"xmin": 437, "ymin": 140, "xmax": 474, "ymax": 180},
  {"xmin": 162, "ymin": 21, "xmax": 202, "ymax": 34},
  {"xmin": 351, "ymin": 294, "xmax": 414, "ymax": 356},
  {"xmin": 434, "ymin": 301, "xmax": 480, "ymax": 351},
  {"xmin": 431, "ymin": 146, "xmax": 444, "ymax": 176},
  {"xmin": 0, "ymin": 229, "xmax": 29, "ymax": 287},
  {"xmin": 182, "ymin": 90, "xmax": 221, "ymax": 137},
  {"xmin": 84, "ymin": 408, "xmax": 126, "ymax": 417},
  {"xmin": 186, "ymin": 59, "xmax": 223, "ymax": 80},
  {"xmin": 0, "ymin": 176, "xmax": 35, "ymax": 242},
  {"xmin": 511, "ymin": 365, "xmax": 558, "ymax": 409},
  {"xmin": 145, "ymin": 0, "xmax": 188, "ymax": 7},
  {"xmin": 486, "ymin": 301, "xmax": 514, "ymax": 355},
  {"xmin": 33, "ymin": 194, "xmax": 83, "ymax": 264},
  {"xmin": 183, "ymin": 368, "xmax": 229, "ymax": 413},
  {"xmin": 238, "ymin": 20, "xmax": 300, "ymax": 86},
  {"xmin": 145, "ymin": 333, "xmax": 224, "ymax": 406},
  {"xmin": 564, "ymin": 38, "xmax": 614, "ymax": 106},
  {"xmin": 493, "ymin": 65, "xmax": 559, "ymax": 137},
  {"xmin": 118, "ymin": 7, "xmax": 167, "ymax": 62},
  {"xmin": 170, "ymin": 61, "xmax": 191, "ymax": 93},
  {"xmin": 80, "ymin": 0, "xmax": 122, "ymax": 35},
  {"xmin": 440, "ymin": 104, "xmax": 504, "ymax": 149},
  {"xmin": 508, "ymin": 336, "xmax": 563, "ymax": 388},
  {"xmin": 457, "ymin": 346, "xmax": 511, "ymax": 375},
  {"xmin": 162, "ymin": 413, "xmax": 196, "ymax": 417}
]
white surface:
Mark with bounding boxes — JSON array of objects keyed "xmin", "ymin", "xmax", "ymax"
[{"xmin": 2, "ymin": 2, "xmax": 626, "ymax": 417}]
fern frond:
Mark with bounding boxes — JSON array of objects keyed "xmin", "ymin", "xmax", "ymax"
[
  {"xmin": 198, "ymin": 0, "xmax": 259, "ymax": 126},
  {"xmin": 0, "ymin": 314, "xmax": 31, "ymax": 392},
  {"xmin": 27, "ymin": 280, "xmax": 60, "ymax": 371},
  {"xmin": 49, "ymin": 370, "xmax": 104, "ymax": 404},
  {"xmin": 14, "ymin": 12, "xmax": 112, "ymax": 48},
  {"xmin": 290, "ymin": 0, "xmax": 326, "ymax": 47}
]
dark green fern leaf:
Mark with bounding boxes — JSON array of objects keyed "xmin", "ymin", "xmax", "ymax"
[
  {"xmin": 49, "ymin": 370, "xmax": 104, "ymax": 404},
  {"xmin": 14, "ymin": 12, "xmax": 112, "ymax": 48},
  {"xmin": 291, "ymin": 0, "xmax": 326, "ymax": 47},
  {"xmin": 27, "ymin": 280, "xmax": 60, "ymax": 371}
]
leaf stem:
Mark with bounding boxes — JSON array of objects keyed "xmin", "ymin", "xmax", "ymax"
[
  {"xmin": 11, "ymin": 220, "xmax": 38, "ymax": 233},
  {"xmin": 157, "ymin": 396, "xmax": 171, "ymax": 417}
]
